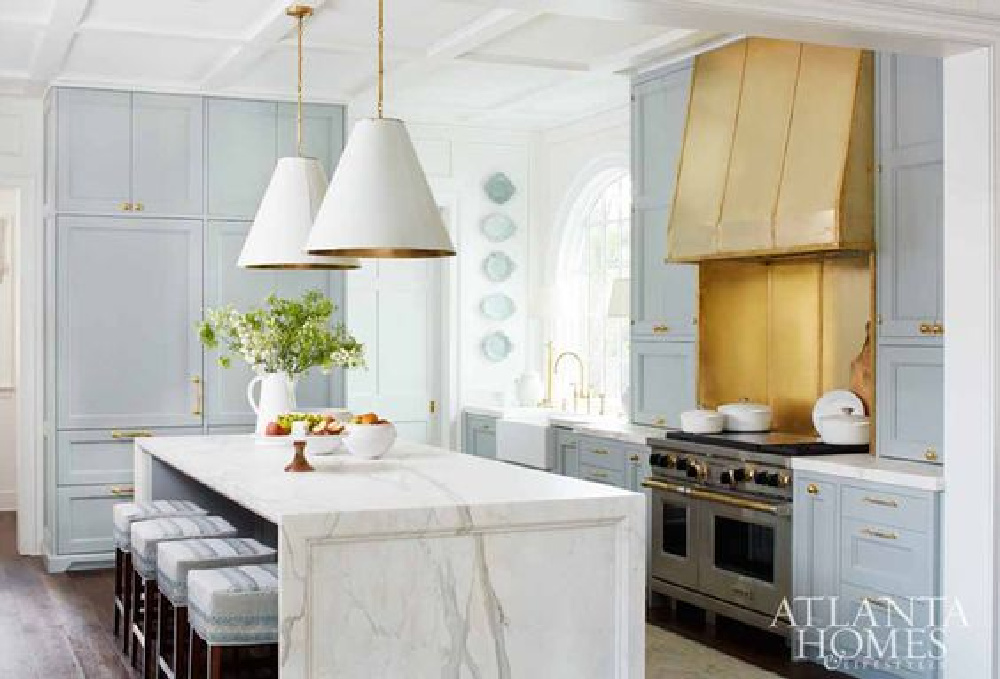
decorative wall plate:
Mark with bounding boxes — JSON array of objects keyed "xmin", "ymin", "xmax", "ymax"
[
  {"xmin": 483, "ymin": 172, "xmax": 516, "ymax": 204},
  {"xmin": 480, "ymin": 213, "xmax": 517, "ymax": 242},
  {"xmin": 483, "ymin": 251, "xmax": 515, "ymax": 282},
  {"xmin": 481, "ymin": 331, "xmax": 513, "ymax": 362},
  {"xmin": 480, "ymin": 293, "xmax": 516, "ymax": 321}
]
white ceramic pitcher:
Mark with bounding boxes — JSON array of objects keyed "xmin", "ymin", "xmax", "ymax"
[{"xmin": 247, "ymin": 371, "xmax": 297, "ymax": 436}]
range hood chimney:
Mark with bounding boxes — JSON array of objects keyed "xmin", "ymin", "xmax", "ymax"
[{"xmin": 667, "ymin": 38, "xmax": 874, "ymax": 262}]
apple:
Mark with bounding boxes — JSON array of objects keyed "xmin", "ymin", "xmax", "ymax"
[{"xmin": 265, "ymin": 421, "xmax": 285, "ymax": 437}]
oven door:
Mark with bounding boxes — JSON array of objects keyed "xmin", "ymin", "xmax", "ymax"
[
  {"xmin": 696, "ymin": 489, "xmax": 791, "ymax": 616},
  {"xmin": 645, "ymin": 479, "xmax": 700, "ymax": 590}
]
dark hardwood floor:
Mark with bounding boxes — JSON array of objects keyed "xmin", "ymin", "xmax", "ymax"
[
  {"xmin": 0, "ymin": 512, "xmax": 136, "ymax": 678},
  {"xmin": 647, "ymin": 599, "xmax": 850, "ymax": 678},
  {"xmin": 0, "ymin": 511, "xmax": 844, "ymax": 678}
]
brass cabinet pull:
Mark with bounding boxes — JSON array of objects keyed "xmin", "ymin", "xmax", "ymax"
[
  {"xmin": 191, "ymin": 375, "xmax": 203, "ymax": 416},
  {"xmin": 924, "ymin": 447, "xmax": 939, "ymax": 462},
  {"xmin": 863, "ymin": 496, "xmax": 898, "ymax": 508},
  {"xmin": 121, "ymin": 202, "xmax": 133, "ymax": 211},
  {"xmin": 110, "ymin": 486, "xmax": 135, "ymax": 497},
  {"xmin": 861, "ymin": 527, "xmax": 898, "ymax": 541},
  {"xmin": 629, "ymin": 454, "xmax": 640, "ymax": 462},
  {"xmin": 591, "ymin": 448, "xmax": 609, "ymax": 455},
  {"xmin": 806, "ymin": 483, "xmax": 819, "ymax": 495},
  {"xmin": 652, "ymin": 325, "xmax": 670, "ymax": 334},
  {"xmin": 587, "ymin": 470, "xmax": 609, "ymax": 480},
  {"xmin": 111, "ymin": 430, "xmax": 153, "ymax": 440},
  {"xmin": 653, "ymin": 416, "xmax": 666, "ymax": 426},
  {"xmin": 134, "ymin": 202, "xmax": 144, "ymax": 211},
  {"xmin": 919, "ymin": 322, "xmax": 934, "ymax": 335}
]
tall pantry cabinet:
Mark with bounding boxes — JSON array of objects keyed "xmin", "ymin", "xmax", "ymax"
[{"xmin": 43, "ymin": 88, "xmax": 347, "ymax": 572}]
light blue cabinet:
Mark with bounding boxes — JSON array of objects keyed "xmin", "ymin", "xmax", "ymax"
[
  {"xmin": 204, "ymin": 220, "xmax": 346, "ymax": 427},
  {"xmin": 56, "ymin": 89, "xmax": 132, "ymax": 213},
  {"xmin": 632, "ymin": 206, "xmax": 698, "ymax": 339},
  {"xmin": 877, "ymin": 54, "xmax": 943, "ymax": 344},
  {"xmin": 462, "ymin": 413, "xmax": 497, "ymax": 458},
  {"xmin": 876, "ymin": 346, "xmax": 943, "ymax": 464},
  {"xmin": 632, "ymin": 64, "xmax": 691, "ymax": 208},
  {"xmin": 793, "ymin": 472, "xmax": 941, "ymax": 679},
  {"xmin": 55, "ymin": 216, "xmax": 204, "ymax": 430},
  {"xmin": 630, "ymin": 341, "xmax": 696, "ymax": 427},
  {"xmin": 555, "ymin": 427, "xmax": 580, "ymax": 478},
  {"xmin": 132, "ymin": 93, "xmax": 204, "ymax": 215}
]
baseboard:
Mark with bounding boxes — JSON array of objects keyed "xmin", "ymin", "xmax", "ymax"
[
  {"xmin": 44, "ymin": 550, "xmax": 114, "ymax": 574},
  {"xmin": 0, "ymin": 490, "xmax": 15, "ymax": 512}
]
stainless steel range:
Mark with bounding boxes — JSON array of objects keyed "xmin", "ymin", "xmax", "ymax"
[{"xmin": 644, "ymin": 430, "xmax": 867, "ymax": 633}]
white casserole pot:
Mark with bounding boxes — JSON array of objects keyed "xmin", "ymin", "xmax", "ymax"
[
  {"xmin": 818, "ymin": 407, "xmax": 870, "ymax": 446},
  {"xmin": 718, "ymin": 402, "xmax": 772, "ymax": 432},
  {"xmin": 680, "ymin": 409, "xmax": 725, "ymax": 434}
]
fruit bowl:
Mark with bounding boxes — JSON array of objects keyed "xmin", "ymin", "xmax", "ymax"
[{"xmin": 343, "ymin": 422, "xmax": 397, "ymax": 460}]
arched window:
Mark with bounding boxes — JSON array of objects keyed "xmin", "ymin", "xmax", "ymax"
[{"xmin": 553, "ymin": 167, "xmax": 630, "ymax": 414}]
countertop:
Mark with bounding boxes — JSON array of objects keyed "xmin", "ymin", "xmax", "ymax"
[
  {"xmin": 790, "ymin": 454, "xmax": 945, "ymax": 492},
  {"xmin": 463, "ymin": 405, "xmax": 665, "ymax": 446},
  {"xmin": 137, "ymin": 435, "xmax": 636, "ymax": 523}
]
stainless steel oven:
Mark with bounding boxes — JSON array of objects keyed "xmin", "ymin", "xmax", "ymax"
[{"xmin": 649, "ymin": 480, "xmax": 700, "ymax": 589}]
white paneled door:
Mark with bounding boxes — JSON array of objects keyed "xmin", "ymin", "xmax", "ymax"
[{"xmin": 347, "ymin": 257, "xmax": 444, "ymax": 445}]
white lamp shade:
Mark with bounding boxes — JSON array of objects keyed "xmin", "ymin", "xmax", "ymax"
[
  {"xmin": 239, "ymin": 156, "xmax": 360, "ymax": 270},
  {"xmin": 608, "ymin": 277, "xmax": 631, "ymax": 318},
  {"xmin": 307, "ymin": 118, "xmax": 456, "ymax": 258}
]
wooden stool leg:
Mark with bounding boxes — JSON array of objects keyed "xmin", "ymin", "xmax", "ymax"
[
  {"xmin": 113, "ymin": 549, "xmax": 122, "ymax": 639},
  {"xmin": 143, "ymin": 579, "xmax": 157, "ymax": 679},
  {"xmin": 156, "ymin": 592, "xmax": 170, "ymax": 679},
  {"xmin": 208, "ymin": 645, "xmax": 223, "ymax": 679},
  {"xmin": 123, "ymin": 552, "xmax": 134, "ymax": 656},
  {"xmin": 175, "ymin": 606, "xmax": 190, "ymax": 679},
  {"xmin": 131, "ymin": 569, "xmax": 143, "ymax": 669}
]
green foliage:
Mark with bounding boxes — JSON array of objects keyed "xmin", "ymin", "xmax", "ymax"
[{"xmin": 198, "ymin": 289, "xmax": 366, "ymax": 377}]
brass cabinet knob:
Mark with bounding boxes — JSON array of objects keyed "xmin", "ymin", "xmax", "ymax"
[
  {"xmin": 121, "ymin": 202, "xmax": 133, "ymax": 211},
  {"xmin": 924, "ymin": 447, "xmax": 939, "ymax": 462},
  {"xmin": 134, "ymin": 202, "xmax": 144, "ymax": 211},
  {"xmin": 807, "ymin": 483, "xmax": 819, "ymax": 495},
  {"xmin": 653, "ymin": 416, "xmax": 666, "ymax": 426},
  {"xmin": 629, "ymin": 454, "xmax": 640, "ymax": 463},
  {"xmin": 934, "ymin": 323, "xmax": 944, "ymax": 336}
]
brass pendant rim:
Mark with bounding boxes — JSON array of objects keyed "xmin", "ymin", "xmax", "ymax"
[
  {"xmin": 286, "ymin": 4, "xmax": 314, "ymax": 19},
  {"xmin": 307, "ymin": 247, "xmax": 457, "ymax": 259},
  {"xmin": 243, "ymin": 262, "xmax": 362, "ymax": 270}
]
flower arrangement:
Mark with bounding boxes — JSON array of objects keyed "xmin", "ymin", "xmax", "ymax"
[{"xmin": 199, "ymin": 289, "xmax": 365, "ymax": 376}]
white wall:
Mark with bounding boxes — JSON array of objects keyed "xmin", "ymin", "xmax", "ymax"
[
  {"xmin": 527, "ymin": 107, "xmax": 630, "ymax": 373},
  {"xmin": 0, "ymin": 188, "xmax": 14, "ymax": 511}
]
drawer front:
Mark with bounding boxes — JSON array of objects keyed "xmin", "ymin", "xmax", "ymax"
[
  {"xmin": 56, "ymin": 484, "xmax": 135, "ymax": 555},
  {"xmin": 838, "ymin": 583, "xmax": 940, "ymax": 679},
  {"xmin": 841, "ymin": 517, "xmax": 934, "ymax": 598},
  {"xmin": 842, "ymin": 484, "xmax": 933, "ymax": 533},
  {"xmin": 579, "ymin": 438, "xmax": 626, "ymax": 472},
  {"xmin": 57, "ymin": 427, "xmax": 204, "ymax": 486},
  {"xmin": 579, "ymin": 463, "xmax": 626, "ymax": 488}
]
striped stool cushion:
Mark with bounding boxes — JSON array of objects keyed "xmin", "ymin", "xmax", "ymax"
[
  {"xmin": 113, "ymin": 500, "xmax": 207, "ymax": 550},
  {"xmin": 188, "ymin": 563, "xmax": 279, "ymax": 646},
  {"xmin": 157, "ymin": 538, "xmax": 277, "ymax": 606},
  {"xmin": 131, "ymin": 516, "xmax": 238, "ymax": 579}
]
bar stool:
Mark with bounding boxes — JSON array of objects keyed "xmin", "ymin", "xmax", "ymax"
[
  {"xmin": 187, "ymin": 563, "xmax": 280, "ymax": 679},
  {"xmin": 113, "ymin": 501, "xmax": 207, "ymax": 654},
  {"xmin": 130, "ymin": 517, "xmax": 239, "ymax": 679},
  {"xmin": 155, "ymin": 538, "xmax": 276, "ymax": 679}
]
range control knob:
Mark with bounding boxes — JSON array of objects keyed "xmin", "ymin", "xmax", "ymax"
[
  {"xmin": 733, "ymin": 468, "xmax": 749, "ymax": 483},
  {"xmin": 676, "ymin": 458, "xmax": 690, "ymax": 471},
  {"xmin": 754, "ymin": 470, "xmax": 769, "ymax": 485},
  {"xmin": 686, "ymin": 462, "xmax": 702, "ymax": 479},
  {"xmin": 719, "ymin": 470, "xmax": 733, "ymax": 485},
  {"xmin": 776, "ymin": 473, "xmax": 791, "ymax": 488},
  {"xmin": 664, "ymin": 454, "xmax": 678, "ymax": 469},
  {"xmin": 649, "ymin": 453, "xmax": 663, "ymax": 466}
]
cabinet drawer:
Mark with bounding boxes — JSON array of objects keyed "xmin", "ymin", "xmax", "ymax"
[
  {"xmin": 579, "ymin": 463, "xmax": 626, "ymax": 488},
  {"xmin": 57, "ymin": 427, "xmax": 204, "ymax": 486},
  {"xmin": 579, "ymin": 439, "xmax": 626, "ymax": 472},
  {"xmin": 841, "ymin": 517, "xmax": 934, "ymax": 598},
  {"xmin": 57, "ymin": 484, "xmax": 135, "ymax": 555},
  {"xmin": 842, "ymin": 484, "xmax": 933, "ymax": 533}
]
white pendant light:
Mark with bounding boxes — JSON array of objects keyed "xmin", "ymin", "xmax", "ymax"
[
  {"xmin": 239, "ymin": 5, "xmax": 359, "ymax": 270},
  {"xmin": 306, "ymin": 0, "xmax": 456, "ymax": 259}
]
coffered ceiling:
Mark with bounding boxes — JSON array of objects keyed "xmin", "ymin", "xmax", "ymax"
[{"xmin": 0, "ymin": 0, "xmax": 726, "ymax": 130}]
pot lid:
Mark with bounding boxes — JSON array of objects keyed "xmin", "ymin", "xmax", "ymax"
[
  {"xmin": 821, "ymin": 406, "xmax": 870, "ymax": 426},
  {"xmin": 719, "ymin": 402, "xmax": 772, "ymax": 414}
]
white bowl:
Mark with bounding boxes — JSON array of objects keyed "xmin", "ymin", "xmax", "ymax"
[
  {"xmin": 680, "ymin": 409, "xmax": 725, "ymax": 434},
  {"xmin": 343, "ymin": 423, "xmax": 397, "ymax": 459}
]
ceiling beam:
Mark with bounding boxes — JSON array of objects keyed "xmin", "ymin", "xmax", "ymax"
[
  {"xmin": 200, "ymin": 0, "xmax": 327, "ymax": 90},
  {"xmin": 31, "ymin": 0, "xmax": 90, "ymax": 83}
]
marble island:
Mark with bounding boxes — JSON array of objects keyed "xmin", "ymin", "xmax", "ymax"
[{"xmin": 134, "ymin": 435, "xmax": 645, "ymax": 678}]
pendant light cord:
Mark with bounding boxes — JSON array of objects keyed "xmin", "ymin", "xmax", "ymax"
[
  {"xmin": 296, "ymin": 10, "xmax": 304, "ymax": 156},
  {"xmin": 377, "ymin": 0, "xmax": 384, "ymax": 119}
]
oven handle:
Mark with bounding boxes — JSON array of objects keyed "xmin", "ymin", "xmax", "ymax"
[{"xmin": 641, "ymin": 479, "xmax": 790, "ymax": 516}]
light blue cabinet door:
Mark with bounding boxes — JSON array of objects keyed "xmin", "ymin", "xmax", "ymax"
[
  {"xmin": 877, "ymin": 345, "xmax": 943, "ymax": 464},
  {"xmin": 632, "ymin": 206, "xmax": 697, "ymax": 339},
  {"xmin": 56, "ymin": 217, "xmax": 204, "ymax": 429},
  {"xmin": 555, "ymin": 428, "xmax": 579, "ymax": 478},
  {"xmin": 56, "ymin": 89, "xmax": 132, "ymax": 213},
  {"xmin": 276, "ymin": 103, "xmax": 346, "ymax": 179},
  {"xmin": 877, "ymin": 54, "xmax": 943, "ymax": 344},
  {"xmin": 206, "ymin": 99, "xmax": 277, "ymax": 219},
  {"xmin": 631, "ymin": 341, "xmax": 696, "ymax": 427},
  {"xmin": 132, "ymin": 93, "xmax": 204, "ymax": 216},
  {"xmin": 793, "ymin": 475, "xmax": 840, "ymax": 629},
  {"xmin": 204, "ymin": 221, "xmax": 346, "ymax": 427},
  {"xmin": 632, "ymin": 64, "xmax": 691, "ymax": 208},
  {"xmin": 57, "ymin": 484, "xmax": 131, "ymax": 554},
  {"xmin": 462, "ymin": 414, "xmax": 497, "ymax": 458}
]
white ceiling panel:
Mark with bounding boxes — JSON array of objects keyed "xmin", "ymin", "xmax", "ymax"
[
  {"xmin": 473, "ymin": 15, "xmax": 665, "ymax": 65},
  {"xmin": 0, "ymin": 24, "xmax": 40, "ymax": 73},
  {"xmin": 83, "ymin": 0, "xmax": 278, "ymax": 37},
  {"xmin": 307, "ymin": 0, "xmax": 491, "ymax": 51},
  {"xmin": 226, "ymin": 46, "xmax": 371, "ymax": 100},
  {"xmin": 504, "ymin": 75, "xmax": 629, "ymax": 118},
  {"xmin": 61, "ymin": 32, "xmax": 226, "ymax": 84},
  {"xmin": 390, "ymin": 61, "xmax": 563, "ymax": 111},
  {"xmin": 0, "ymin": 0, "xmax": 54, "ymax": 24}
]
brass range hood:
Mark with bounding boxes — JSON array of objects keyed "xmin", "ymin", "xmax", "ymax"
[{"xmin": 667, "ymin": 38, "xmax": 874, "ymax": 262}]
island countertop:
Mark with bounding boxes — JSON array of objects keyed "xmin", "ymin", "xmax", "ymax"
[
  {"xmin": 136, "ymin": 435, "xmax": 635, "ymax": 524},
  {"xmin": 134, "ymin": 435, "xmax": 646, "ymax": 678}
]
